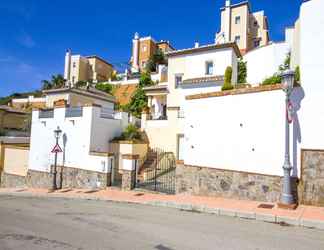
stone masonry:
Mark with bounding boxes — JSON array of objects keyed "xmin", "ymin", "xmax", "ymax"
[
  {"xmin": 300, "ymin": 150, "xmax": 324, "ymax": 206},
  {"xmin": 176, "ymin": 164, "xmax": 289, "ymax": 203},
  {"xmin": 121, "ymin": 170, "xmax": 136, "ymax": 191},
  {"xmin": 1, "ymin": 167, "xmax": 110, "ymax": 189}
]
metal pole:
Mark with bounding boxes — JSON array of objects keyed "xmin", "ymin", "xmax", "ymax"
[
  {"xmin": 52, "ymin": 137, "xmax": 58, "ymax": 190},
  {"xmin": 281, "ymin": 93, "xmax": 294, "ymax": 204}
]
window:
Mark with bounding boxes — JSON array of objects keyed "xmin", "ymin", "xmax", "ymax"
[
  {"xmin": 142, "ymin": 45, "xmax": 147, "ymax": 52},
  {"xmin": 254, "ymin": 21, "xmax": 258, "ymax": 27},
  {"xmin": 235, "ymin": 35, "xmax": 241, "ymax": 44},
  {"xmin": 175, "ymin": 74, "xmax": 183, "ymax": 88},
  {"xmin": 72, "ymin": 62, "xmax": 76, "ymax": 68},
  {"xmin": 235, "ymin": 16, "xmax": 241, "ymax": 24},
  {"xmin": 205, "ymin": 61, "xmax": 214, "ymax": 75}
]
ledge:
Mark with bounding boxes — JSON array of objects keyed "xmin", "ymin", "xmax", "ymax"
[
  {"xmin": 122, "ymin": 154, "xmax": 140, "ymax": 160},
  {"xmin": 89, "ymin": 151, "xmax": 114, "ymax": 157},
  {"xmin": 186, "ymin": 84, "xmax": 282, "ymax": 100}
]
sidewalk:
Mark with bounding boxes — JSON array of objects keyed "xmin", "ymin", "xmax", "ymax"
[{"xmin": 1, "ymin": 187, "xmax": 324, "ymax": 231}]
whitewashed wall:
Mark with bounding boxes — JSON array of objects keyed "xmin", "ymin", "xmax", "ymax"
[
  {"xmin": 184, "ymin": 89, "xmax": 303, "ymax": 177},
  {"xmin": 243, "ymin": 42, "xmax": 290, "ymax": 85},
  {"xmin": 28, "ymin": 106, "xmax": 127, "ymax": 174},
  {"xmin": 298, "ymin": 0, "xmax": 324, "ymax": 150}
]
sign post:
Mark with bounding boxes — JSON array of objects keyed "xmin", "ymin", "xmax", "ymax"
[{"xmin": 51, "ymin": 127, "xmax": 62, "ymax": 191}]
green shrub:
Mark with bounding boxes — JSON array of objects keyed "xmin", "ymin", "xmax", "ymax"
[
  {"xmin": 222, "ymin": 66, "xmax": 234, "ymax": 91},
  {"xmin": 75, "ymin": 81, "xmax": 87, "ymax": 88},
  {"xmin": 0, "ymin": 129, "xmax": 6, "ymax": 136},
  {"xmin": 114, "ymin": 124, "xmax": 141, "ymax": 141},
  {"xmin": 95, "ymin": 83, "xmax": 113, "ymax": 94},
  {"xmin": 295, "ymin": 66, "xmax": 300, "ymax": 83},
  {"xmin": 262, "ymin": 74, "xmax": 282, "ymax": 85},
  {"xmin": 237, "ymin": 59, "xmax": 247, "ymax": 84}
]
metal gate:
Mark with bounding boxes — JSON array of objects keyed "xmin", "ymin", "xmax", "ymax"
[{"xmin": 136, "ymin": 148, "xmax": 176, "ymax": 194}]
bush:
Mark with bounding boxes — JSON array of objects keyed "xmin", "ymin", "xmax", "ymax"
[
  {"xmin": 114, "ymin": 124, "xmax": 141, "ymax": 141},
  {"xmin": 75, "ymin": 81, "xmax": 87, "ymax": 88},
  {"xmin": 0, "ymin": 129, "xmax": 5, "ymax": 136},
  {"xmin": 262, "ymin": 74, "xmax": 282, "ymax": 85},
  {"xmin": 222, "ymin": 66, "xmax": 234, "ymax": 91},
  {"xmin": 237, "ymin": 59, "xmax": 247, "ymax": 84},
  {"xmin": 95, "ymin": 83, "xmax": 113, "ymax": 94},
  {"xmin": 295, "ymin": 66, "xmax": 300, "ymax": 83}
]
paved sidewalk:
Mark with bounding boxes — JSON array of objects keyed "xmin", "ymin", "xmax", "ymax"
[{"xmin": 1, "ymin": 187, "xmax": 324, "ymax": 231}]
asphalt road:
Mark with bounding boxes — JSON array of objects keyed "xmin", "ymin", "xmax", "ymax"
[{"xmin": 0, "ymin": 195, "xmax": 323, "ymax": 250}]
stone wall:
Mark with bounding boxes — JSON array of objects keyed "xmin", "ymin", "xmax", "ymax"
[
  {"xmin": 1, "ymin": 173, "xmax": 27, "ymax": 188},
  {"xmin": 1, "ymin": 166, "xmax": 111, "ymax": 189},
  {"xmin": 176, "ymin": 164, "xmax": 299, "ymax": 203},
  {"xmin": 300, "ymin": 150, "xmax": 324, "ymax": 206}
]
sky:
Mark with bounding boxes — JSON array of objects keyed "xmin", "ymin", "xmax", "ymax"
[{"xmin": 0, "ymin": 0, "xmax": 302, "ymax": 97}]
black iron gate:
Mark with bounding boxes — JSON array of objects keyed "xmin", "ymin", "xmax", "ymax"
[{"xmin": 136, "ymin": 148, "xmax": 176, "ymax": 194}]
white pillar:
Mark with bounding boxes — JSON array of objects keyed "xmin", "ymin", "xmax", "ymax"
[
  {"xmin": 64, "ymin": 49, "xmax": 72, "ymax": 87},
  {"xmin": 132, "ymin": 33, "xmax": 140, "ymax": 73}
]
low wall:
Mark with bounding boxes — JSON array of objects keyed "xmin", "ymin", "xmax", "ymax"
[
  {"xmin": 300, "ymin": 149, "xmax": 324, "ymax": 206},
  {"xmin": 1, "ymin": 166, "xmax": 110, "ymax": 189},
  {"xmin": 176, "ymin": 164, "xmax": 299, "ymax": 203}
]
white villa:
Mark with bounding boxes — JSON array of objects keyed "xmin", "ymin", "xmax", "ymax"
[{"xmin": 141, "ymin": 42, "xmax": 240, "ymax": 159}]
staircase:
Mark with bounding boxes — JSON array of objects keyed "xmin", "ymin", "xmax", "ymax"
[{"xmin": 137, "ymin": 150, "xmax": 157, "ymax": 182}]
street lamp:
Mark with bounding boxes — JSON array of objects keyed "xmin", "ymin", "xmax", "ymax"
[
  {"xmin": 280, "ymin": 69, "xmax": 295, "ymax": 206},
  {"xmin": 52, "ymin": 126, "xmax": 62, "ymax": 191}
]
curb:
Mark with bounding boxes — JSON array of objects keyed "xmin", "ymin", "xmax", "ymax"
[{"xmin": 0, "ymin": 191, "xmax": 323, "ymax": 231}]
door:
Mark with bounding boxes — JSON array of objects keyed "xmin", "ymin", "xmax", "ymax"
[{"xmin": 177, "ymin": 134, "xmax": 185, "ymax": 161}]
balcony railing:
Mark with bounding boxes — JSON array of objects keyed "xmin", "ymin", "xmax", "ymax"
[
  {"xmin": 147, "ymin": 114, "xmax": 168, "ymax": 121},
  {"xmin": 65, "ymin": 107, "xmax": 83, "ymax": 118},
  {"xmin": 39, "ymin": 110, "xmax": 54, "ymax": 119},
  {"xmin": 100, "ymin": 107, "xmax": 115, "ymax": 119},
  {"xmin": 178, "ymin": 110, "xmax": 185, "ymax": 119}
]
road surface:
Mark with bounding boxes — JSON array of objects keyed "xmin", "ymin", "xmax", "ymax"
[{"xmin": 0, "ymin": 195, "xmax": 323, "ymax": 250}]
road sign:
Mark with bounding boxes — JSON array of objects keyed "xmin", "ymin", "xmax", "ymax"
[{"xmin": 51, "ymin": 143, "xmax": 63, "ymax": 153}]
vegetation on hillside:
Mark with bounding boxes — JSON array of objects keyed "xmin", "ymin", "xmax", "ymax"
[
  {"xmin": 146, "ymin": 49, "xmax": 167, "ymax": 73},
  {"xmin": 124, "ymin": 72, "xmax": 154, "ymax": 117}
]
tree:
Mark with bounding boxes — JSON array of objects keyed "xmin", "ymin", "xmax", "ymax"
[
  {"xmin": 126, "ymin": 72, "xmax": 154, "ymax": 117},
  {"xmin": 146, "ymin": 49, "xmax": 167, "ymax": 72},
  {"xmin": 42, "ymin": 74, "xmax": 66, "ymax": 90},
  {"xmin": 279, "ymin": 53, "xmax": 291, "ymax": 72},
  {"xmin": 222, "ymin": 66, "xmax": 234, "ymax": 91},
  {"xmin": 237, "ymin": 59, "xmax": 247, "ymax": 84}
]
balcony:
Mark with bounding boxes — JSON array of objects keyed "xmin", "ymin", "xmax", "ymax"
[
  {"xmin": 38, "ymin": 109, "xmax": 54, "ymax": 119},
  {"xmin": 65, "ymin": 107, "xmax": 83, "ymax": 118}
]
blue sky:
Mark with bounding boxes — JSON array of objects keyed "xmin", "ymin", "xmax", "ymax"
[{"xmin": 0, "ymin": 0, "xmax": 302, "ymax": 97}]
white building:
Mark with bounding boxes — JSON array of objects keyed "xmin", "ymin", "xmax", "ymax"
[
  {"xmin": 141, "ymin": 42, "xmax": 240, "ymax": 157},
  {"xmin": 28, "ymin": 104, "xmax": 129, "ymax": 188}
]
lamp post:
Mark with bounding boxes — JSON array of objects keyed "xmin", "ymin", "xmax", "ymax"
[
  {"xmin": 280, "ymin": 69, "xmax": 295, "ymax": 206},
  {"xmin": 52, "ymin": 126, "xmax": 62, "ymax": 191}
]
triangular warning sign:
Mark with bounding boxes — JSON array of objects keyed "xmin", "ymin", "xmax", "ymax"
[{"xmin": 51, "ymin": 143, "xmax": 63, "ymax": 153}]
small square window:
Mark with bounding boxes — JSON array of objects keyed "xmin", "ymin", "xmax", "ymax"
[
  {"xmin": 72, "ymin": 62, "xmax": 76, "ymax": 68},
  {"xmin": 235, "ymin": 35, "xmax": 241, "ymax": 44},
  {"xmin": 142, "ymin": 45, "xmax": 147, "ymax": 52},
  {"xmin": 235, "ymin": 16, "xmax": 241, "ymax": 24},
  {"xmin": 254, "ymin": 21, "xmax": 258, "ymax": 27},
  {"xmin": 175, "ymin": 75, "xmax": 183, "ymax": 88},
  {"xmin": 205, "ymin": 61, "xmax": 214, "ymax": 75}
]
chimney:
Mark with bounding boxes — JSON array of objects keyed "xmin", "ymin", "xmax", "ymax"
[
  {"xmin": 132, "ymin": 32, "xmax": 140, "ymax": 73},
  {"xmin": 194, "ymin": 42, "xmax": 200, "ymax": 48},
  {"xmin": 225, "ymin": 0, "xmax": 231, "ymax": 7},
  {"xmin": 64, "ymin": 49, "xmax": 72, "ymax": 87}
]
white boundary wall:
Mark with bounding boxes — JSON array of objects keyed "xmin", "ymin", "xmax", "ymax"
[
  {"xmin": 243, "ymin": 42, "xmax": 290, "ymax": 85},
  {"xmin": 28, "ymin": 106, "xmax": 128, "ymax": 174}
]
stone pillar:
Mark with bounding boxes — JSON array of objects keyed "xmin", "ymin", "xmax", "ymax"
[{"xmin": 121, "ymin": 154, "xmax": 139, "ymax": 191}]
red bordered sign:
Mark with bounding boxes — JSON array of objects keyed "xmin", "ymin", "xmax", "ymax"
[{"xmin": 51, "ymin": 144, "xmax": 63, "ymax": 153}]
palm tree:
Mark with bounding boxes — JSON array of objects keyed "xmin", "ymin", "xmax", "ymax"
[{"xmin": 42, "ymin": 74, "xmax": 66, "ymax": 90}]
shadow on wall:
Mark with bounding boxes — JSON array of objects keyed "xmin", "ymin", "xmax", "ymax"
[{"xmin": 291, "ymin": 87, "xmax": 305, "ymax": 177}]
